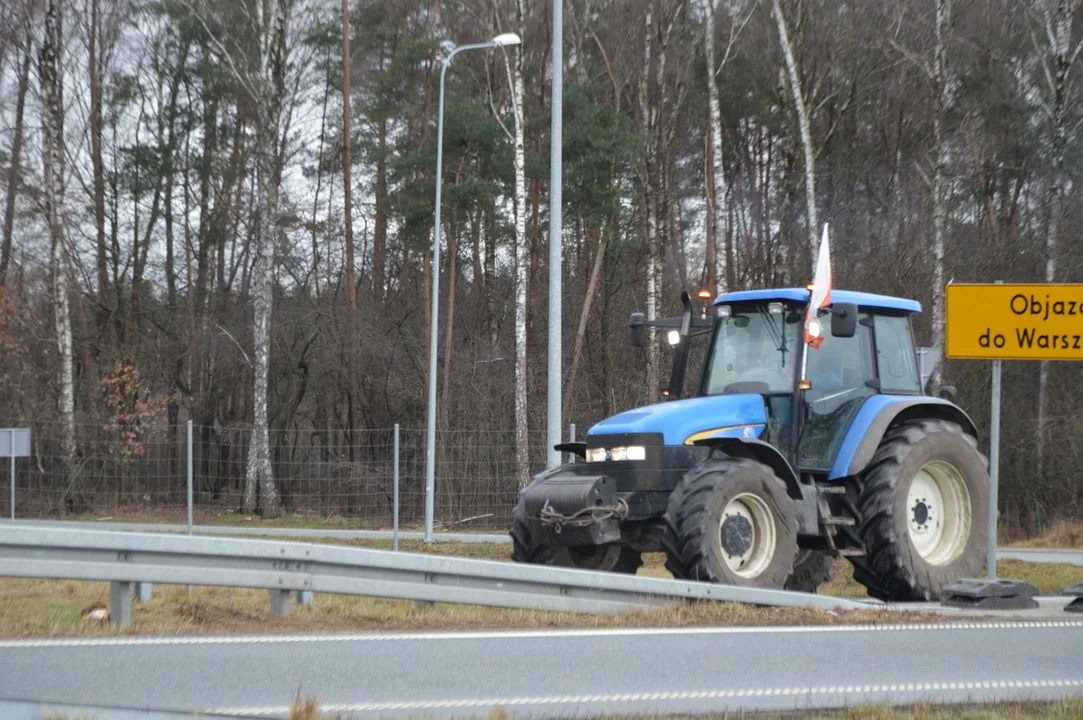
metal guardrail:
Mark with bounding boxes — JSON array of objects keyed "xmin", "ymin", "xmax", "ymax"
[
  {"xmin": 4, "ymin": 519, "xmax": 511, "ymax": 543},
  {"xmin": 0, "ymin": 525, "xmax": 869, "ymax": 626}
]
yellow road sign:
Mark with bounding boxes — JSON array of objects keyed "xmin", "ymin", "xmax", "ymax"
[{"xmin": 946, "ymin": 283, "xmax": 1083, "ymax": 360}]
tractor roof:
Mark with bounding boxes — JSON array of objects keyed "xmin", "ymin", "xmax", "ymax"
[{"xmin": 712, "ymin": 288, "xmax": 921, "ymax": 313}]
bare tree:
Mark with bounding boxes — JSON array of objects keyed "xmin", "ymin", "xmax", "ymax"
[
  {"xmin": 0, "ymin": 26, "xmax": 31, "ymax": 285},
  {"xmin": 702, "ymin": 0, "xmax": 749, "ymax": 293},
  {"xmin": 773, "ymin": 0, "xmax": 819, "ymax": 260},
  {"xmin": 342, "ymin": 0, "xmax": 357, "ymax": 317},
  {"xmin": 187, "ymin": 0, "xmax": 293, "ymax": 517},
  {"xmin": 510, "ymin": 0, "xmax": 529, "ymax": 487},
  {"xmin": 1033, "ymin": 0, "xmax": 1083, "ymax": 463},
  {"xmin": 930, "ymin": 0, "xmax": 951, "ymax": 388},
  {"xmin": 39, "ymin": 0, "xmax": 76, "ymax": 499}
]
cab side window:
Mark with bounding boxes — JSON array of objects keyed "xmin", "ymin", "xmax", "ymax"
[{"xmin": 874, "ymin": 314, "xmax": 921, "ymax": 393}]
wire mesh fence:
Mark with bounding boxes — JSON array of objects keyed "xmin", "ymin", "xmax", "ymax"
[{"xmin": 0, "ymin": 420, "xmax": 556, "ymax": 530}]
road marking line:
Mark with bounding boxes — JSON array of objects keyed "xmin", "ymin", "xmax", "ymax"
[
  {"xmin": 2, "ymin": 619, "xmax": 1081, "ymax": 649},
  {"xmin": 209, "ymin": 678, "xmax": 1083, "ymax": 716}
]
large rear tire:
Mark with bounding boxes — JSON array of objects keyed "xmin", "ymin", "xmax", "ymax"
[
  {"xmin": 510, "ymin": 502, "xmax": 642, "ymax": 573},
  {"xmin": 662, "ymin": 458, "xmax": 797, "ymax": 588},
  {"xmin": 849, "ymin": 419, "xmax": 989, "ymax": 601},
  {"xmin": 785, "ymin": 550, "xmax": 835, "ymax": 593}
]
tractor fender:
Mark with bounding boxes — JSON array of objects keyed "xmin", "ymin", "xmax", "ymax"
[
  {"xmin": 828, "ymin": 395, "xmax": 979, "ymax": 480},
  {"xmin": 692, "ymin": 437, "xmax": 802, "ymax": 499}
]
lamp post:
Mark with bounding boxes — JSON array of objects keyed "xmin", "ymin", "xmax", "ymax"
[{"xmin": 425, "ymin": 33, "xmax": 521, "ymax": 543}]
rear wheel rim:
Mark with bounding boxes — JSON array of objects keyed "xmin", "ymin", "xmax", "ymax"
[
  {"xmin": 719, "ymin": 493, "xmax": 777, "ymax": 578},
  {"xmin": 907, "ymin": 460, "xmax": 972, "ymax": 566}
]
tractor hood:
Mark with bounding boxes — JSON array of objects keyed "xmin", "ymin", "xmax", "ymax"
[{"xmin": 588, "ymin": 394, "xmax": 768, "ymax": 447}]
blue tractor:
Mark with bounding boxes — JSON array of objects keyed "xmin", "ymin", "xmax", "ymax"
[{"xmin": 511, "ymin": 288, "xmax": 989, "ymax": 601}]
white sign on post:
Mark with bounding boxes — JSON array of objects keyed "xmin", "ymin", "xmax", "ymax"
[
  {"xmin": 2, "ymin": 428, "xmax": 30, "ymax": 521},
  {"xmin": 0, "ymin": 429, "xmax": 30, "ymax": 457}
]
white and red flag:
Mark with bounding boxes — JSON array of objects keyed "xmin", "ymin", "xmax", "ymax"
[{"xmin": 804, "ymin": 224, "xmax": 832, "ymax": 349}]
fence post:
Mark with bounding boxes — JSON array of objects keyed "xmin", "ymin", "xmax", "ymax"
[
  {"xmin": 9, "ymin": 428, "xmax": 14, "ymax": 520},
  {"xmin": 186, "ymin": 420, "xmax": 193, "ymax": 536},
  {"xmin": 393, "ymin": 424, "xmax": 400, "ymax": 552},
  {"xmin": 187, "ymin": 419, "xmax": 193, "ymax": 596}
]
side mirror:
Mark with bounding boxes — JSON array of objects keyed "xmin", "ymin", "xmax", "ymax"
[
  {"xmin": 629, "ymin": 312, "xmax": 646, "ymax": 347},
  {"xmin": 831, "ymin": 302, "xmax": 858, "ymax": 338},
  {"xmin": 937, "ymin": 385, "xmax": 958, "ymax": 402}
]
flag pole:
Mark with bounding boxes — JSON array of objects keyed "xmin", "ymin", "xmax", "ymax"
[{"xmin": 801, "ymin": 224, "xmax": 831, "ymax": 384}]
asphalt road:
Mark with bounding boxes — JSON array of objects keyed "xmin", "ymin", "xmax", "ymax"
[{"xmin": 2, "ymin": 621, "xmax": 1081, "ymax": 718}]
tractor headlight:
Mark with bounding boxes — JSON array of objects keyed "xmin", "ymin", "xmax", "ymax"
[
  {"xmin": 585, "ymin": 446, "xmax": 647, "ymax": 462},
  {"xmin": 586, "ymin": 447, "xmax": 608, "ymax": 463},
  {"xmin": 717, "ymin": 304, "xmax": 732, "ymax": 318},
  {"xmin": 667, "ymin": 330, "xmax": 681, "ymax": 346}
]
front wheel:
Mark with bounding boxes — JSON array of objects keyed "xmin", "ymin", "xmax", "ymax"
[
  {"xmin": 849, "ymin": 419, "xmax": 989, "ymax": 601},
  {"xmin": 662, "ymin": 458, "xmax": 797, "ymax": 588}
]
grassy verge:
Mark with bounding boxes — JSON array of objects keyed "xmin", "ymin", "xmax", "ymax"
[
  {"xmin": 0, "ymin": 576, "xmax": 925, "ymax": 639},
  {"xmin": 3, "ymin": 538, "xmax": 1081, "ymax": 638}
]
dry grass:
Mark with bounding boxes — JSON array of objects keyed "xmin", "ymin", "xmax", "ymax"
[
  {"xmin": 642, "ymin": 700, "xmax": 1083, "ymax": 719},
  {"xmin": 288, "ymin": 692, "xmax": 322, "ymax": 720},
  {"xmin": 1009, "ymin": 518, "xmax": 1083, "ymax": 549}
]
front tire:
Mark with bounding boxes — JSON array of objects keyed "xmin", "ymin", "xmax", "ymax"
[
  {"xmin": 511, "ymin": 502, "xmax": 642, "ymax": 573},
  {"xmin": 849, "ymin": 419, "xmax": 989, "ymax": 601},
  {"xmin": 662, "ymin": 458, "xmax": 797, "ymax": 588}
]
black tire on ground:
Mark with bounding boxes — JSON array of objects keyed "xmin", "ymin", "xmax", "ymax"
[
  {"xmin": 785, "ymin": 550, "xmax": 835, "ymax": 593},
  {"xmin": 662, "ymin": 457, "xmax": 797, "ymax": 588},
  {"xmin": 848, "ymin": 419, "xmax": 989, "ymax": 602},
  {"xmin": 510, "ymin": 502, "xmax": 643, "ymax": 573}
]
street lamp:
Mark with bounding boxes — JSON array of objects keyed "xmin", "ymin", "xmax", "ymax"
[{"xmin": 424, "ymin": 33, "xmax": 522, "ymax": 542}]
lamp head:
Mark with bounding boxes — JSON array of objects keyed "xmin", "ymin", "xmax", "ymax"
[{"xmin": 490, "ymin": 32, "xmax": 521, "ymax": 47}]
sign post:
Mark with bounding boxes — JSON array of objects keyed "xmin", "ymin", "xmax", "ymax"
[
  {"xmin": 946, "ymin": 283, "xmax": 1083, "ymax": 597},
  {"xmin": 988, "ymin": 355, "xmax": 1001, "ymax": 580},
  {"xmin": 1, "ymin": 429, "xmax": 31, "ymax": 520}
]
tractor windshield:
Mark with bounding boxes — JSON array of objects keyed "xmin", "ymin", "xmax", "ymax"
[{"xmin": 701, "ymin": 304, "xmax": 801, "ymax": 396}]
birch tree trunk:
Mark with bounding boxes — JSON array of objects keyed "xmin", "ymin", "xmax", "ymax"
[
  {"xmin": 241, "ymin": 0, "xmax": 288, "ymax": 518},
  {"xmin": 704, "ymin": 0, "xmax": 728, "ymax": 293},
  {"xmin": 929, "ymin": 0, "xmax": 951, "ymax": 390},
  {"xmin": 1037, "ymin": 0, "xmax": 1081, "ymax": 468},
  {"xmin": 773, "ymin": 0, "xmax": 819, "ymax": 261},
  {"xmin": 512, "ymin": 0, "xmax": 530, "ymax": 488},
  {"xmin": 40, "ymin": 0, "xmax": 76, "ymax": 502},
  {"xmin": 640, "ymin": 4, "xmax": 662, "ymax": 395}
]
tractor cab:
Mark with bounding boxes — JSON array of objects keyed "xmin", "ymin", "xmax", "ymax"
[{"xmin": 696, "ymin": 289, "xmax": 923, "ymax": 475}]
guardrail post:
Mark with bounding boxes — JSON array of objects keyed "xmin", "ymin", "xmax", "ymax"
[
  {"xmin": 393, "ymin": 424, "xmax": 400, "ymax": 552},
  {"xmin": 293, "ymin": 590, "xmax": 313, "ymax": 605},
  {"xmin": 134, "ymin": 582, "xmax": 152, "ymax": 603},
  {"xmin": 269, "ymin": 589, "xmax": 290, "ymax": 616},
  {"xmin": 110, "ymin": 581, "xmax": 132, "ymax": 627}
]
